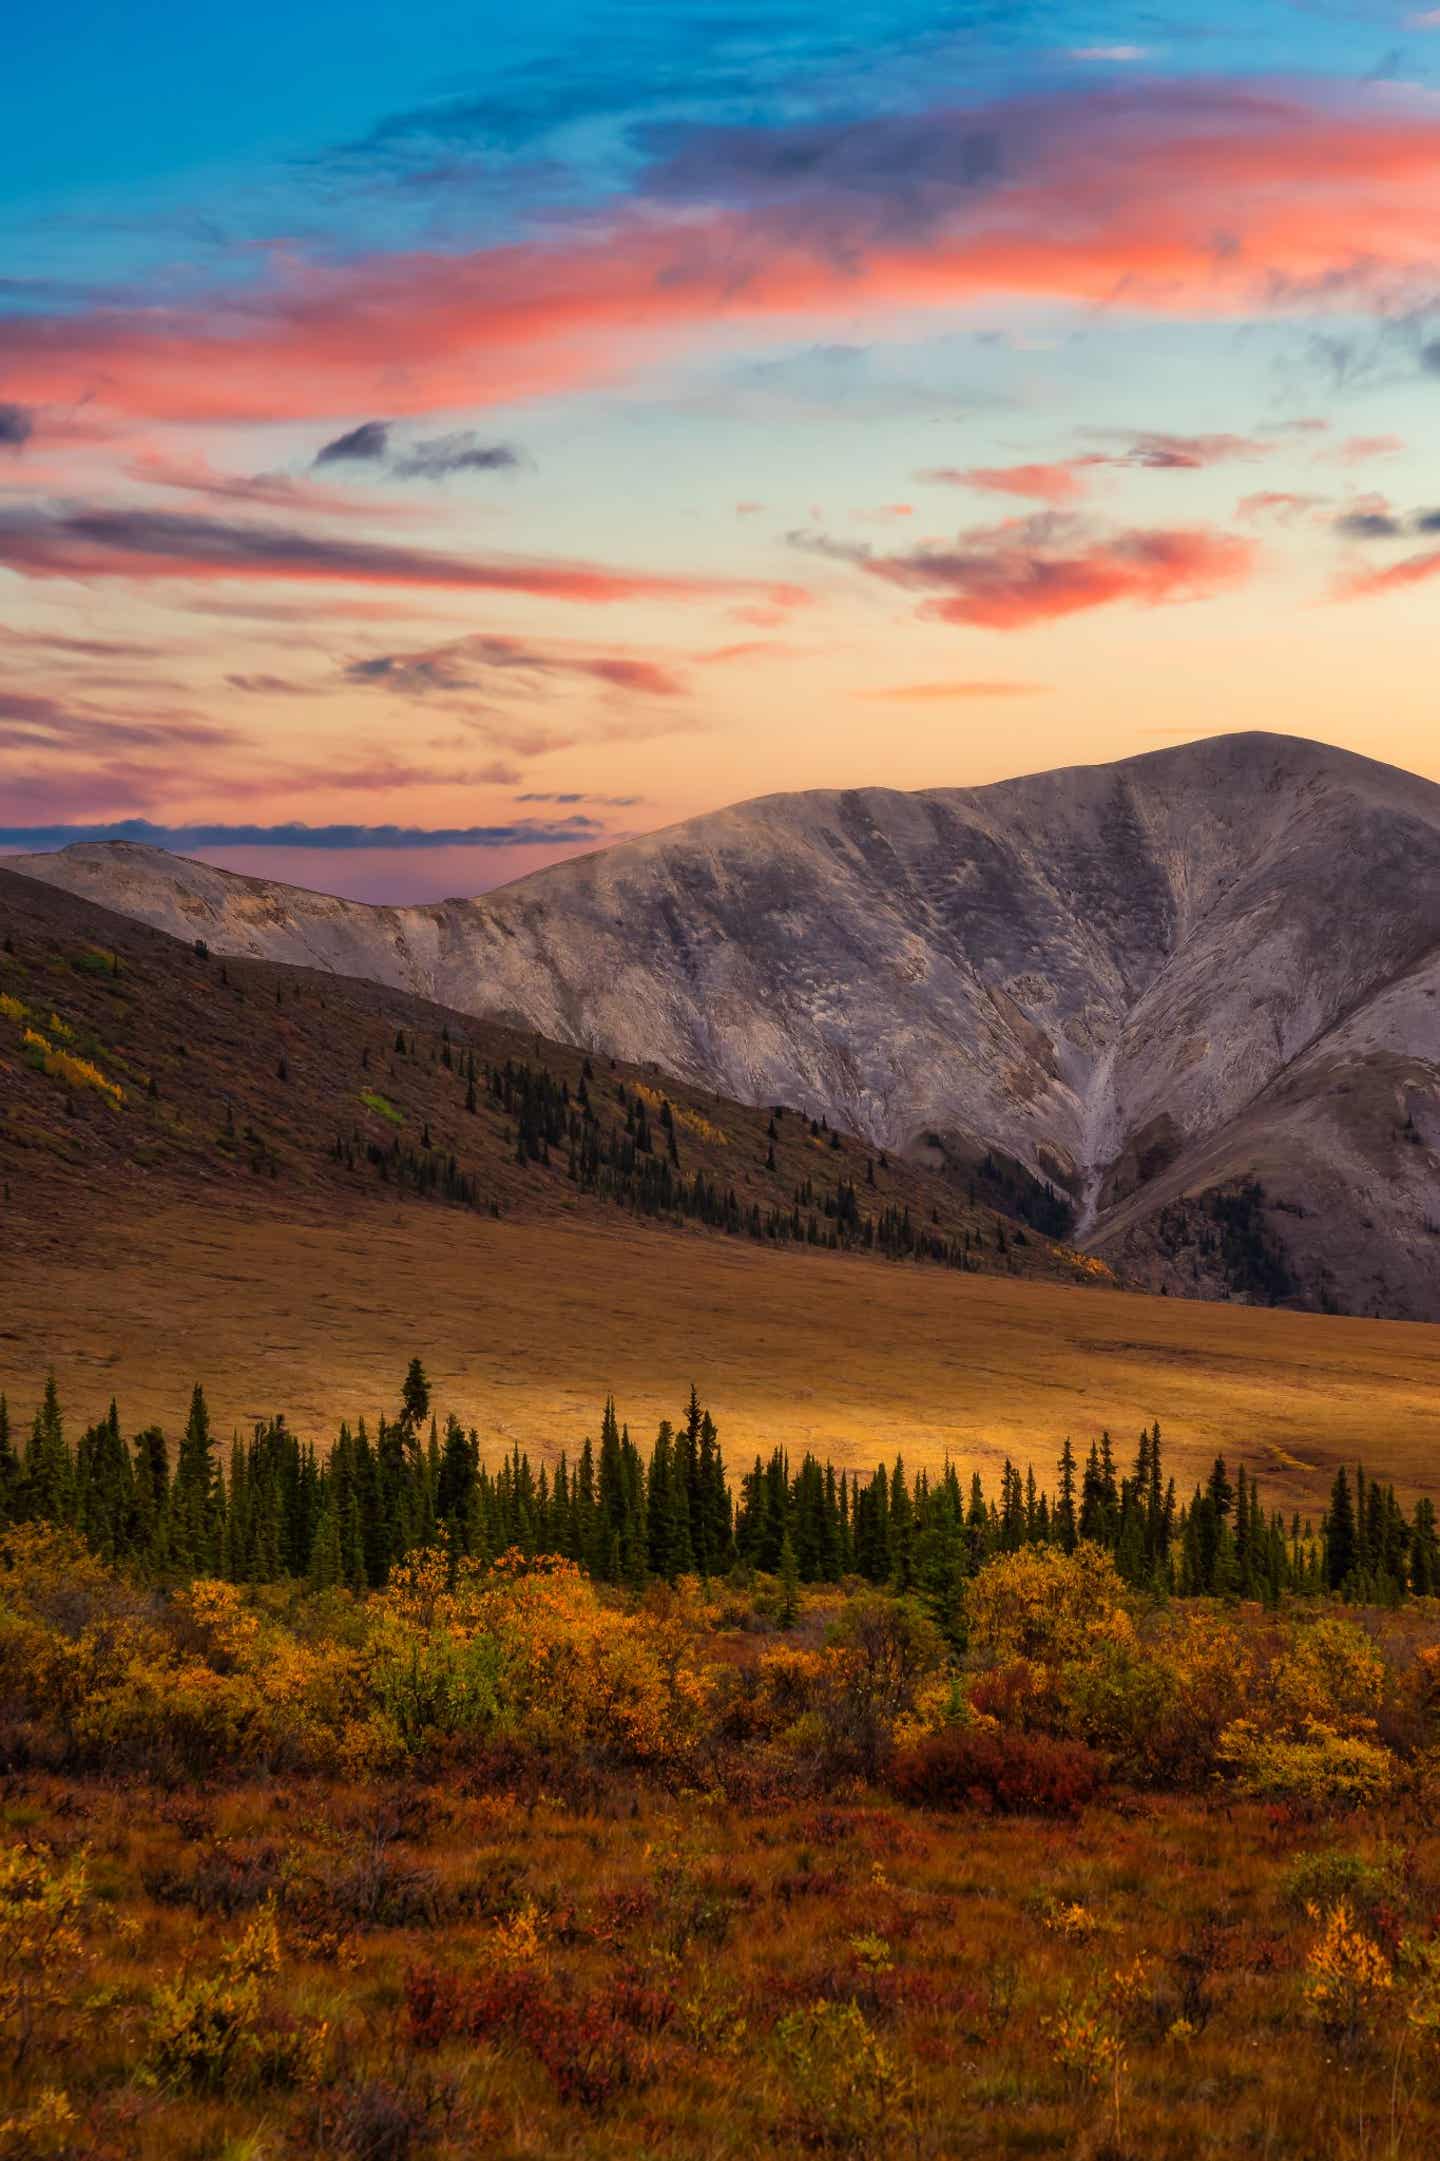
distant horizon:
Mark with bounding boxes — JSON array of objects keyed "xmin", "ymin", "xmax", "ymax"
[{"xmin": 1, "ymin": 723, "xmax": 1426, "ymax": 905}]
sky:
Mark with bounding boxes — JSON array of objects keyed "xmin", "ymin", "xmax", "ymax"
[{"xmin": 3, "ymin": 0, "xmax": 1440, "ymax": 901}]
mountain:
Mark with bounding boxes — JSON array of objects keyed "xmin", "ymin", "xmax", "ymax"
[{"xmin": 9, "ymin": 732, "xmax": 1440, "ymax": 1318}]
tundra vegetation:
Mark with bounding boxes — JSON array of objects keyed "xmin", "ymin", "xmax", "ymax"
[{"xmin": 4, "ymin": 1367, "xmax": 1440, "ymax": 2158}]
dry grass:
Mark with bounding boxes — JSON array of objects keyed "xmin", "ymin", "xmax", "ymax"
[
  {"xmin": 6, "ymin": 1193, "xmax": 1440, "ymax": 1513},
  {"xmin": 9, "ymin": 1768, "xmax": 1440, "ymax": 2159}
]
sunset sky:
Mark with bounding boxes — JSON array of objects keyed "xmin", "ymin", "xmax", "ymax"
[{"xmin": 4, "ymin": 0, "xmax": 1440, "ymax": 900}]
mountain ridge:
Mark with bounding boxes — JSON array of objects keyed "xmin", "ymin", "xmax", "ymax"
[{"xmin": 9, "ymin": 731, "xmax": 1440, "ymax": 1318}]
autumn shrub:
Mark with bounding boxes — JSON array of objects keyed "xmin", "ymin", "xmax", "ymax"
[
  {"xmin": 965, "ymin": 1544, "xmax": 1134, "ymax": 1667},
  {"xmin": 303, "ymin": 2076, "xmax": 447, "ymax": 2160},
  {"xmin": 0, "ymin": 1550, "xmax": 368, "ymax": 1780},
  {"xmin": 0, "ymin": 2088, "xmax": 82, "ymax": 2160},
  {"xmin": 142, "ymin": 1839, "xmax": 283, "ymax": 1918},
  {"xmin": 1056, "ymin": 1642, "xmax": 1185, "ymax": 1782},
  {"xmin": 889, "ymin": 1725, "xmax": 1102, "ymax": 1817},
  {"xmin": 817, "ymin": 1593, "xmax": 945, "ymax": 1778},
  {"xmin": 403, "ymin": 1960, "xmax": 546, "ymax": 2050},
  {"xmin": 1057, "ymin": 1612, "xmax": 1254, "ymax": 1785},
  {"xmin": 0, "ymin": 1846, "xmax": 93, "ymax": 2068},
  {"xmin": 1266, "ymin": 1616, "xmax": 1388, "ymax": 1737},
  {"xmin": 1303, "ymin": 1901, "xmax": 1393, "ymax": 2055},
  {"xmin": 368, "ymin": 1551, "xmax": 707, "ymax": 1773},
  {"xmin": 527, "ymin": 1996, "xmax": 655, "ymax": 2110},
  {"xmin": 1044, "ymin": 1956, "xmax": 1153, "ymax": 2148},
  {"xmin": 144, "ymin": 1905, "xmax": 325, "ymax": 2095},
  {"xmin": 1219, "ymin": 1720, "xmax": 1396, "ymax": 1812},
  {"xmin": 1281, "ymin": 1849, "xmax": 1404, "ymax": 1925},
  {"xmin": 770, "ymin": 1998, "xmax": 911, "ymax": 2154}
]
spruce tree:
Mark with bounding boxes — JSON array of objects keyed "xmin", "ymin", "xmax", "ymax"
[
  {"xmin": 1325, "ymin": 1466, "xmax": 1357, "ymax": 1592},
  {"xmin": 170, "ymin": 1384, "xmax": 223, "ymax": 1573}
]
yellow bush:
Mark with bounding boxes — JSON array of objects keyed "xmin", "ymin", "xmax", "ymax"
[
  {"xmin": 771, "ymin": 1999, "xmax": 910, "ymax": 2154},
  {"xmin": 967, "ymin": 1543, "xmax": 1134, "ymax": 1666},
  {"xmin": 146, "ymin": 1904, "xmax": 324, "ymax": 2095},
  {"xmin": 1219, "ymin": 1719, "xmax": 1395, "ymax": 1810},
  {"xmin": 1304, "ymin": 1901, "xmax": 1392, "ymax": 2051},
  {"xmin": 0, "ymin": 1846, "xmax": 92, "ymax": 2068},
  {"xmin": 632, "ymin": 1082, "xmax": 728, "ymax": 1144},
  {"xmin": 19, "ymin": 1028, "xmax": 122, "ymax": 1103},
  {"xmin": 0, "ymin": 993, "xmax": 26, "ymax": 1025},
  {"xmin": 1058, "ymin": 1609, "xmax": 1256, "ymax": 1784},
  {"xmin": 370, "ymin": 1549, "xmax": 707, "ymax": 1767},
  {"xmin": 0, "ymin": 2089, "xmax": 78, "ymax": 2159},
  {"xmin": 1268, "ymin": 1616, "xmax": 1386, "ymax": 1738}
]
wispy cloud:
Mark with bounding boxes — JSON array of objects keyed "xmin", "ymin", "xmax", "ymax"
[
  {"xmin": 0, "ymin": 687, "xmax": 232, "ymax": 757},
  {"xmin": 344, "ymin": 632, "xmax": 689, "ymax": 699},
  {"xmin": 853, "ymin": 679, "xmax": 1048, "ymax": 700},
  {"xmin": 1336, "ymin": 548, "xmax": 1440, "ymax": 601},
  {"xmin": 0, "ymin": 505, "xmax": 805, "ymax": 608},
  {"xmin": 515, "ymin": 791, "xmax": 645, "ymax": 806}
]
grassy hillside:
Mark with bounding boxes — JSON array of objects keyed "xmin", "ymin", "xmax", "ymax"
[{"xmin": 0, "ymin": 866, "xmax": 1096, "ymax": 1281}]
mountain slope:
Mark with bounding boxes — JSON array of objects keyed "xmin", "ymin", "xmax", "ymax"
[
  {"xmin": 0, "ymin": 866, "xmax": 1097, "ymax": 1293},
  {"xmin": 10, "ymin": 732, "xmax": 1440, "ymax": 1317}
]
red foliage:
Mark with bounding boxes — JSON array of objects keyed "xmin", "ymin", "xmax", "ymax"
[
  {"xmin": 403, "ymin": 1963, "xmax": 656, "ymax": 2111},
  {"xmin": 608, "ymin": 1968, "xmax": 678, "ymax": 2035},
  {"xmin": 888, "ymin": 1726, "xmax": 1102, "ymax": 1819},
  {"xmin": 527, "ymin": 2000, "xmax": 653, "ymax": 2109},
  {"xmin": 402, "ymin": 1962, "xmax": 544, "ymax": 2050}
]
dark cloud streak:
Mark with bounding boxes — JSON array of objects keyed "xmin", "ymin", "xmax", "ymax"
[
  {"xmin": 0, "ymin": 817, "xmax": 605, "ymax": 852},
  {"xmin": 313, "ymin": 421, "xmax": 525, "ymax": 480},
  {"xmin": 313, "ymin": 420, "xmax": 392, "ymax": 464}
]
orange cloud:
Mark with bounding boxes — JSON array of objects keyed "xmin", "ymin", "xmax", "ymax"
[
  {"xmin": 924, "ymin": 463, "xmax": 1090, "ymax": 504},
  {"xmin": 814, "ymin": 520, "xmax": 1257, "ymax": 629}
]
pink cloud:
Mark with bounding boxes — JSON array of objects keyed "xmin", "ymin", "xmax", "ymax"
[
  {"xmin": 2, "ymin": 86, "xmax": 1439, "ymax": 428},
  {"xmin": 1324, "ymin": 435, "xmax": 1406, "ymax": 465},
  {"xmin": 1236, "ymin": 489, "xmax": 1328, "ymax": 524},
  {"xmin": 1338, "ymin": 548, "xmax": 1440, "ymax": 600}
]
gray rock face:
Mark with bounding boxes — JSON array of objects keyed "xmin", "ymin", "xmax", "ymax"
[{"xmin": 10, "ymin": 732, "xmax": 1440, "ymax": 1316}]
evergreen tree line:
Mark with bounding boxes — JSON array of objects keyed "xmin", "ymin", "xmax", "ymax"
[
  {"xmin": 340, "ymin": 1051, "xmax": 1022, "ymax": 1275},
  {"xmin": 1, "ymin": 1367, "xmax": 1433, "ymax": 1609}
]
